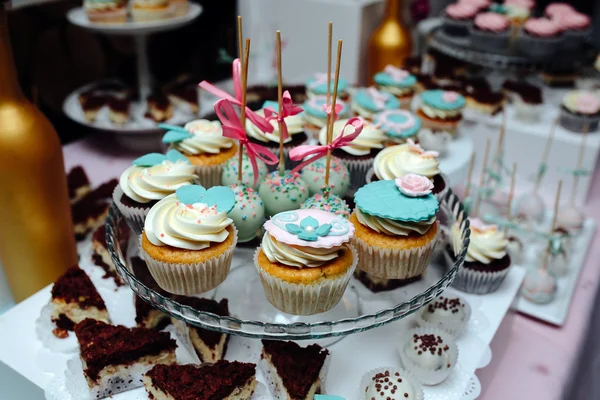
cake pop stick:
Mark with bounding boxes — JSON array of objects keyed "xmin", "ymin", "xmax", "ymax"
[
  {"xmin": 237, "ymin": 38, "xmax": 251, "ymax": 183},
  {"xmin": 506, "ymin": 163, "xmax": 517, "ymax": 233},
  {"xmin": 570, "ymin": 124, "xmax": 588, "ymax": 206},
  {"xmin": 324, "ymin": 40, "xmax": 343, "ymax": 196},
  {"xmin": 327, "ymin": 22, "xmax": 332, "ymax": 107},
  {"xmin": 237, "ymin": 16, "xmax": 243, "ymax": 64},
  {"xmin": 495, "ymin": 111, "xmax": 506, "ymax": 176},
  {"xmin": 542, "ymin": 180, "xmax": 562, "ymax": 270},
  {"xmin": 533, "ymin": 117, "xmax": 557, "ymax": 194},
  {"xmin": 236, "ymin": 17, "xmax": 245, "ymax": 183},
  {"xmin": 473, "ymin": 137, "xmax": 491, "ymax": 217},
  {"xmin": 463, "ymin": 151, "xmax": 475, "ymax": 200},
  {"xmin": 276, "ymin": 31, "xmax": 285, "ymax": 176}
]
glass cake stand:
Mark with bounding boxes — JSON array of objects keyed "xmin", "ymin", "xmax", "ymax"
[{"xmin": 106, "ymin": 190, "xmax": 470, "ymax": 340}]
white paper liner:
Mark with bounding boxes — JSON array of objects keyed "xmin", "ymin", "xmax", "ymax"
[
  {"xmin": 140, "ymin": 225, "xmax": 238, "ymax": 295},
  {"xmin": 36, "ymin": 303, "xmax": 79, "ymax": 353},
  {"xmin": 339, "ymin": 156, "xmax": 374, "ymax": 192},
  {"xmin": 415, "ymin": 294, "xmax": 472, "ymax": 338},
  {"xmin": 254, "ymin": 245, "xmax": 357, "ymax": 316},
  {"xmin": 112, "ymin": 185, "xmax": 149, "ymax": 236},
  {"xmin": 445, "ymin": 251, "xmax": 511, "ymax": 294},
  {"xmin": 260, "ymin": 348, "xmax": 330, "ymax": 399},
  {"xmin": 352, "ymin": 223, "xmax": 438, "ymax": 279},
  {"xmin": 398, "ymin": 327, "xmax": 459, "ymax": 385},
  {"xmin": 359, "ymin": 367, "xmax": 424, "ymax": 400},
  {"xmin": 193, "ymin": 161, "xmax": 227, "ymax": 189}
]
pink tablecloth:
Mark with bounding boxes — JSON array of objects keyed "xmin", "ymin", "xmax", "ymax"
[{"xmin": 63, "ymin": 137, "xmax": 600, "ymax": 400}]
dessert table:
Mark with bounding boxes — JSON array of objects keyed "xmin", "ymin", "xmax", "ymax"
[{"xmin": 57, "ymin": 133, "xmax": 600, "ymax": 400}]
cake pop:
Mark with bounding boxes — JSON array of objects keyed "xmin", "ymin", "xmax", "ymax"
[
  {"xmin": 506, "ymin": 235, "xmax": 524, "ymax": 265},
  {"xmin": 258, "ymin": 170, "xmax": 309, "ymax": 217},
  {"xmin": 221, "ymin": 152, "xmax": 268, "ymax": 189},
  {"xmin": 556, "ymin": 205, "xmax": 585, "ymax": 236},
  {"xmin": 301, "ymin": 190, "xmax": 350, "ymax": 218},
  {"xmin": 547, "ymin": 234, "xmax": 570, "ymax": 277},
  {"xmin": 300, "ymin": 156, "xmax": 350, "ymax": 198},
  {"xmin": 520, "ymin": 267, "xmax": 557, "ymax": 304},
  {"xmin": 515, "ymin": 192, "xmax": 546, "ymax": 225},
  {"xmin": 227, "ymin": 184, "xmax": 265, "ymax": 243}
]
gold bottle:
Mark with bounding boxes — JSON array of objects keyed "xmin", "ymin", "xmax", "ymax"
[
  {"xmin": 0, "ymin": 7, "xmax": 77, "ymax": 302},
  {"xmin": 367, "ymin": 0, "xmax": 413, "ymax": 84}
]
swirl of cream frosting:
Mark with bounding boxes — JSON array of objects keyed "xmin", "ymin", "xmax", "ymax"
[
  {"xmin": 319, "ymin": 118, "xmax": 386, "ymax": 156},
  {"xmin": 144, "ymin": 193, "xmax": 233, "ymax": 250},
  {"xmin": 261, "ymin": 233, "xmax": 340, "ymax": 268},
  {"xmin": 373, "ymin": 144, "xmax": 440, "ymax": 181},
  {"xmin": 170, "ymin": 120, "xmax": 233, "ymax": 155},
  {"xmin": 120, "ymin": 161, "xmax": 197, "ymax": 203},
  {"xmin": 420, "ymin": 104, "xmax": 462, "ymax": 120},
  {"xmin": 451, "ymin": 221, "xmax": 507, "ymax": 264},
  {"xmin": 246, "ymin": 109, "xmax": 304, "ymax": 144},
  {"xmin": 356, "ymin": 209, "xmax": 436, "ymax": 236},
  {"xmin": 562, "ymin": 91, "xmax": 600, "ymax": 115}
]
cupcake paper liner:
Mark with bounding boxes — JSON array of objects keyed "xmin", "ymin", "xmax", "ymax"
[
  {"xmin": 112, "ymin": 185, "xmax": 150, "ymax": 236},
  {"xmin": 559, "ymin": 108, "xmax": 600, "ymax": 133},
  {"xmin": 340, "ymin": 156, "xmax": 375, "ymax": 192},
  {"xmin": 444, "ymin": 250, "xmax": 511, "ymax": 294},
  {"xmin": 359, "ymin": 367, "xmax": 424, "ymax": 400},
  {"xmin": 517, "ymin": 31, "xmax": 562, "ymax": 61},
  {"xmin": 514, "ymin": 99, "xmax": 542, "ymax": 122},
  {"xmin": 398, "ymin": 327, "xmax": 459, "ymax": 385},
  {"xmin": 469, "ymin": 28, "xmax": 510, "ymax": 53},
  {"xmin": 194, "ymin": 162, "xmax": 226, "ymax": 189},
  {"xmin": 140, "ymin": 226, "xmax": 238, "ymax": 295},
  {"xmin": 415, "ymin": 294, "xmax": 472, "ymax": 338},
  {"xmin": 419, "ymin": 115, "xmax": 460, "ymax": 135},
  {"xmin": 352, "ymin": 224, "xmax": 438, "ymax": 279},
  {"xmin": 253, "ymin": 245, "xmax": 357, "ymax": 316}
]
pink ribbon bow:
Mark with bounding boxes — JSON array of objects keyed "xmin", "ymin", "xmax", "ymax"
[
  {"xmin": 289, "ymin": 117, "xmax": 364, "ymax": 173},
  {"xmin": 214, "ymin": 99, "xmax": 279, "ymax": 186},
  {"xmin": 199, "ymin": 59, "xmax": 274, "ymax": 134},
  {"xmin": 384, "ymin": 65, "xmax": 410, "ymax": 82},
  {"xmin": 263, "ymin": 90, "xmax": 304, "ymax": 141},
  {"xmin": 366, "ymin": 87, "xmax": 387, "ymax": 110}
]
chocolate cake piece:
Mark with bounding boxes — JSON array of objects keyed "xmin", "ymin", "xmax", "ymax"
[
  {"xmin": 50, "ymin": 266, "xmax": 109, "ymax": 338},
  {"xmin": 108, "ymin": 97, "xmax": 131, "ymax": 125},
  {"xmin": 92, "ymin": 225, "xmax": 123, "ymax": 286},
  {"xmin": 145, "ymin": 93, "xmax": 174, "ymax": 122},
  {"xmin": 502, "ymin": 80, "xmax": 543, "ymax": 104},
  {"xmin": 144, "ymin": 361, "xmax": 257, "ymax": 400},
  {"xmin": 172, "ymin": 296, "xmax": 230, "ymax": 363},
  {"xmin": 71, "ymin": 178, "xmax": 118, "ymax": 240},
  {"xmin": 403, "ymin": 55, "xmax": 422, "ymax": 74},
  {"xmin": 168, "ymin": 86, "xmax": 199, "ymax": 114},
  {"xmin": 67, "ymin": 166, "xmax": 90, "ymax": 204},
  {"xmin": 354, "ymin": 269, "xmax": 422, "ymax": 292},
  {"xmin": 131, "ymin": 256, "xmax": 172, "ymax": 330},
  {"xmin": 466, "ymin": 89, "xmax": 505, "ymax": 115},
  {"xmin": 81, "ymin": 94, "xmax": 108, "ymax": 122},
  {"xmin": 74, "ymin": 319, "xmax": 177, "ymax": 399},
  {"xmin": 261, "ymin": 340, "xmax": 329, "ymax": 400}
]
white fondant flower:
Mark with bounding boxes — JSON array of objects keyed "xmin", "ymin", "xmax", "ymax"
[{"xmin": 395, "ymin": 174, "xmax": 434, "ymax": 197}]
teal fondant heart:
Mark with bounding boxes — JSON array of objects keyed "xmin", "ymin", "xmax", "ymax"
[
  {"xmin": 162, "ymin": 129, "xmax": 193, "ymax": 144},
  {"xmin": 132, "ymin": 153, "xmax": 167, "ymax": 167},
  {"xmin": 176, "ymin": 185, "xmax": 235, "ymax": 213},
  {"xmin": 166, "ymin": 149, "xmax": 189, "ymax": 163}
]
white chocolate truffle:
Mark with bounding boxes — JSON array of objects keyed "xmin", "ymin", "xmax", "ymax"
[
  {"xmin": 365, "ymin": 370, "xmax": 418, "ymax": 400},
  {"xmin": 404, "ymin": 334, "xmax": 452, "ymax": 371}
]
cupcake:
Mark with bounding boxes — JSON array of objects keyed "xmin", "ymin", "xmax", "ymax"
[
  {"xmin": 221, "ymin": 152, "xmax": 268, "ymax": 190},
  {"xmin": 415, "ymin": 295, "xmax": 471, "ymax": 337},
  {"xmin": 443, "ymin": 2, "xmax": 478, "ymax": 36},
  {"xmin": 319, "ymin": 118, "xmax": 386, "ymax": 191},
  {"xmin": 374, "ymin": 66, "xmax": 417, "ymax": 108},
  {"xmin": 258, "ymin": 171, "xmax": 310, "ymax": 217},
  {"xmin": 449, "ymin": 218, "xmax": 511, "ymax": 294},
  {"xmin": 162, "ymin": 120, "xmax": 238, "ymax": 188},
  {"xmin": 360, "ymin": 368, "xmax": 424, "ymax": 400},
  {"xmin": 351, "ymin": 176, "xmax": 439, "ymax": 279},
  {"xmin": 254, "ymin": 209, "xmax": 357, "ymax": 315},
  {"xmin": 113, "ymin": 150, "xmax": 197, "ymax": 235},
  {"xmin": 559, "ymin": 90, "xmax": 600, "ymax": 133},
  {"xmin": 470, "ymin": 12, "xmax": 511, "ymax": 53},
  {"xmin": 300, "ymin": 156, "xmax": 350, "ymax": 198},
  {"xmin": 398, "ymin": 328, "xmax": 458, "ymax": 385},
  {"xmin": 545, "ymin": 2, "xmax": 575, "ymax": 19},
  {"xmin": 302, "ymin": 96, "xmax": 350, "ymax": 136},
  {"xmin": 131, "ymin": 0, "xmax": 173, "ymax": 22},
  {"xmin": 417, "ymin": 89, "xmax": 465, "ymax": 134},
  {"xmin": 140, "ymin": 185, "xmax": 237, "ymax": 295},
  {"xmin": 170, "ymin": 0, "xmax": 188, "ymax": 16},
  {"xmin": 246, "ymin": 101, "xmax": 308, "ymax": 171},
  {"xmin": 374, "ymin": 109, "xmax": 422, "ymax": 144},
  {"xmin": 503, "ymin": 0, "xmax": 534, "ymax": 27},
  {"xmin": 552, "ymin": 12, "xmax": 592, "ymax": 50},
  {"xmin": 459, "ymin": 0, "xmax": 491, "ymax": 11},
  {"xmin": 518, "ymin": 18, "xmax": 563, "ymax": 60},
  {"xmin": 351, "ymin": 87, "xmax": 400, "ymax": 121},
  {"xmin": 305, "ymin": 73, "xmax": 350, "ymax": 101},
  {"xmin": 369, "ymin": 140, "xmax": 447, "ymax": 199},
  {"xmin": 84, "ymin": 0, "xmax": 127, "ymax": 23}
]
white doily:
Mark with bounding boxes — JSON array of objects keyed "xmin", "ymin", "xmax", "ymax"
[{"xmin": 461, "ymin": 375, "xmax": 482, "ymax": 400}]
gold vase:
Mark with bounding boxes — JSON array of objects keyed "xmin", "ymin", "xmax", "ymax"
[
  {"xmin": 0, "ymin": 7, "xmax": 77, "ymax": 302},
  {"xmin": 367, "ymin": 0, "xmax": 413, "ymax": 84}
]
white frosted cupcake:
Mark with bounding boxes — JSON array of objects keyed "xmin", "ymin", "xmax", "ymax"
[{"xmin": 113, "ymin": 150, "xmax": 197, "ymax": 235}]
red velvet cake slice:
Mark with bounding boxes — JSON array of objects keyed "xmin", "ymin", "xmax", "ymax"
[
  {"xmin": 50, "ymin": 265, "xmax": 109, "ymax": 338},
  {"xmin": 172, "ymin": 296, "xmax": 230, "ymax": 363},
  {"xmin": 143, "ymin": 361, "xmax": 257, "ymax": 400},
  {"xmin": 67, "ymin": 165, "xmax": 90, "ymax": 204},
  {"xmin": 131, "ymin": 256, "xmax": 172, "ymax": 330},
  {"xmin": 72, "ymin": 178, "xmax": 118, "ymax": 240},
  {"xmin": 74, "ymin": 319, "xmax": 177, "ymax": 398},
  {"xmin": 261, "ymin": 340, "xmax": 330, "ymax": 400},
  {"xmin": 92, "ymin": 224, "xmax": 124, "ymax": 286}
]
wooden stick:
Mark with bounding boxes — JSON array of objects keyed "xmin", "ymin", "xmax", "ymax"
[
  {"xmin": 543, "ymin": 180, "xmax": 563, "ymax": 270},
  {"xmin": 236, "ymin": 16, "xmax": 244, "ymax": 184},
  {"xmin": 324, "ymin": 40, "xmax": 343, "ymax": 195},
  {"xmin": 495, "ymin": 111, "xmax": 506, "ymax": 176},
  {"xmin": 463, "ymin": 152, "xmax": 475, "ymax": 199},
  {"xmin": 533, "ymin": 117, "xmax": 558, "ymax": 193},
  {"xmin": 276, "ymin": 31, "xmax": 285, "ymax": 176},
  {"xmin": 506, "ymin": 163, "xmax": 517, "ymax": 227},
  {"xmin": 473, "ymin": 137, "xmax": 491, "ymax": 217},
  {"xmin": 237, "ymin": 38, "xmax": 250, "ymax": 183},
  {"xmin": 327, "ymin": 22, "xmax": 332, "ymax": 107},
  {"xmin": 570, "ymin": 124, "xmax": 588, "ymax": 206}
]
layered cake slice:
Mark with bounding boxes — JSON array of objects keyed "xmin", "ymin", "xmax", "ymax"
[
  {"xmin": 92, "ymin": 225, "xmax": 123, "ymax": 286},
  {"xmin": 72, "ymin": 178, "xmax": 118, "ymax": 240},
  {"xmin": 74, "ymin": 319, "xmax": 177, "ymax": 398},
  {"xmin": 144, "ymin": 361, "xmax": 257, "ymax": 400},
  {"xmin": 172, "ymin": 296, "xmax": 230, "ymax": 363},
  {"xmin": 261, "ymin": 340, "xmax": 330, "ymax": 399},
  {"xmin": 67, "ymin": 165, "xmax": 90, "ymax": 204},
  {"xmin": 50, "ymin": 265, "xmax": 109, "ymax": 338},
  {"xmin": 131, "ymin": 256, "xmax": 172, "ymax": 330}
]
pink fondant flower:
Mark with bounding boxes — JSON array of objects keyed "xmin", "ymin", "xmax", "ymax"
[
  {"xmin": 384, "ymin": 65, "xmax": 410, "ymax": 82},
  {"xmin": 470, "ymin": 218, "xmax": 497, "ymax": 233},
  {"xmin": 442, "ymin": 91, "xmax": 459, "ymax": 103},
  {"xmin": 395, "ymin": 174, "xmax": 434, "ymax": 197}
]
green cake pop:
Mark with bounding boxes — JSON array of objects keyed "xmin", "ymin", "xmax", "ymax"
[
  {"xmin": 301, "ymin": 189, "xmax": 350, "ymax": 218},
  {"xmin": 227, "ymin": 183, "xmax": 265, "ymax": 242},
  {"xmin": 258, "ymin": 170, "xmax": 310, "ymax": 217},
  {"xmin": 300, "ymin": 156, "xmax": 350, "ymax": 198},
  {"xmin": 222, "ymin": 152, "xmax": 268, "ymax": 189}
]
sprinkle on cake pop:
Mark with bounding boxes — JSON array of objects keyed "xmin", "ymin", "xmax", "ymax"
[
  {"xmin": 258, "ymin": 171, "xmax": 310, "ymax": 217},
  {"xmin": 227, "ymin": 183, "xmax": 265, "ymax": 242},
  {"xmin": 221, "ymin": 152, "xmax": 269, "ymax": 189},
  {"xmin": 302, "ymin": 189, "xmax": 350, "ymax": 218},
  {"xmin": 300, "ymin": 156, "xmax": 350, "ymax": 197}
]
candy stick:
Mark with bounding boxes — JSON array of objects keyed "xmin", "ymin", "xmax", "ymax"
[
  {"xmin": 324, "ymin": 40, "xmax": 343, "ymax": 196},
  {"xmin": 543, "ymin": 180, "xmax": 562, "ymax": 270},
  {"xmin": 506, "ymin": 162, "xmax": 517, "ymax": 233},
  {"xmin": 570, "ymin": 124, "xmax": 588, "ymax": 206},
  {"xmin": 276, "ymin": 31, "xmax": 285, "ymax": 176},
  {"xmin": 237, "ymin": 38, "xmax": 250, "ymax": 183},
  {"xmin": 236, "ymin": 17, "xmax": 245, "ymax": 183},
  {"xmin": 473, "ymin": 137, "xmax": 491, "ymax": 217},
  {"xmin": 533, "ymin": 117, "xmax": 557, "ymax": 194},
  {"xmin": 327, "ymin": 22, "xmax": 332, "ymax": 107},
  {"xmin": 463, "ymin": 151, "xmax": 475, "ymax": 199}
]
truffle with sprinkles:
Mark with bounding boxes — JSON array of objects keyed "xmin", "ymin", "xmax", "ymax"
[
  {"xmin": 221, "ymin": 152, "xmax": 269, "ymax": 190},
  {"xmin": 364, "ymin": 369, "xmax": 422, "ymax": 400},
  {"xmin": 258, "ymin": 170, "xmax": 309, "ymax": 217},
  {"xmin": 302, "ymin": 190, "xmax": 350, "ymax": 219},
  {"xmin": 300, "ymin": 156, "xmax": 350, "ymax": 198},
  {"xmin": 227, "ymin": 183, "xmax": 265, "ymax": 243}
]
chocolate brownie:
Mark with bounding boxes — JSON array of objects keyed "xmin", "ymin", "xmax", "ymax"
[{"xmin": 52, "ymin": 266, "xmax": 106, "ymax": 311}]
